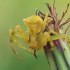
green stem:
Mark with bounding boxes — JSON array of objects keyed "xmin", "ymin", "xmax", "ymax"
[
  {"xmin": 59, "ymin": 39, "xmax": 70, "ymax": 67},
  {"xmin": 46, "ymin": 50, "xmax": 58, "ymax": 70},
  {"xmin": 52, "ymin": 46, "xmax": 70, "ymax": 70},
  {"xmin": 43, "ymin": 45, "xmax": 58, "ymax": 70}
]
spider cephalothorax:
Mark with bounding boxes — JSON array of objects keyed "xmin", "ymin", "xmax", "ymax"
[{"xmin": 23, "ymin": 15, "xmax": 43, "ymax": 36}]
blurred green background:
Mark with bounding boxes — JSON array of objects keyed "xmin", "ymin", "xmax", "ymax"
[{"xmin": 0, "ymin": 0, "xmax": 70, "ymax": 70}]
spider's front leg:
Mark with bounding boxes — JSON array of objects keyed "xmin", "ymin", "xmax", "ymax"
[
  {"xmin": 46, "ymin": 30, "xmax": 70, "ymax": 49},
  {"xmin": 42, "ymin": 32, "xmax": 55, "ymax": 50},
  {"xmin": 51, "ymin": 33, "xmax": 70, "ymax": 46},
  {"xmin": 8, "ymin": 25, "xmax": 34, "ymax": 60},
  {"xmin": 9, "ymin": 29, "xmax": 23, "ymax": 60}
]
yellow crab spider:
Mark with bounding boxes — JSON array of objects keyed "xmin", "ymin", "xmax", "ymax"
[
  {"xmin": 8, "ymin": 13, "xmax": 48, "ymax": 59},
  {"xmin": 8, "ymin": 13, "xmax": 70, "ymax": 60}
]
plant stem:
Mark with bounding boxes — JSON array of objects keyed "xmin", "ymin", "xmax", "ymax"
[
  {"xmin": 59, "ymin": 39, "xmax": 70, "ymax": 67},
  {"xmin": 44, "ymin": 46, "xmax": 58, "ymax": 70},
  {"xmin": 52, "ymin": 46, "xmax": 70, "ymax": 70}
]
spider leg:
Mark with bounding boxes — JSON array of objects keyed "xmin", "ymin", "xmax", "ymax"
[
  {"xmin": 34, "ymin": 50, "xmax": 38, "ymax": 59},
  {"xmin": 43, "ymin": 31, "xmax": 70, "ymax": 50},
  {"xmin": 9, "ymin": 29, "xmax": 23, "ymax": 60},
  {"xmin": 48, "ymin": 30, "xmax": 58, "ymax": 35},
  {"xmin": 8, "ymin": 25, "xmax": 34, "ymax": 60},
  {"xmin": 10, "ymin": 39, "xmax": 23, "ymax": 60},
  {"xmin": 44, "ymin": 30, "xmax": 70, "ymax": 49},
  {"xmin": 14, "ymin": 25, "xmax": 29, "ymax": 45},
  {"xmin": 48, "ymin": 30, "xmax": 70, "ymax": 44},
  {"xmin": 42, "ymin": 32, "xmax": 55, "ymax": 50},
  {"xmin": 51, "ymin": 34, "xmax": 70, "ymax": 46},
  {"xmin": 14, "ymin": 38, "xmax": 34, "ymax": 54},
  {"xmin": 41, "ymin": 13, "xmax": 48, "ymax": 32}
]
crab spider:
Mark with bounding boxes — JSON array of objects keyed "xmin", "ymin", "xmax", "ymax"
[{"xmin": 8, "ymin": 13, "xmax": 70, "ymax": 60}]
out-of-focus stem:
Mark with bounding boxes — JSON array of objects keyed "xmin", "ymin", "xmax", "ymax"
[
  {"xmin": 52, "ymin": 46, "xmax": 70, "ymax": 70},
  {"xmin": 59, "ymin": 39, "xmax": 70, "ymax": 67},
  {"xmin": 46, "ymin": 51, "xmax": 58, "ymax": 70},
  {"xmin": 43, "ymin": 44, "xmax": 58, "ymax": 70}
]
